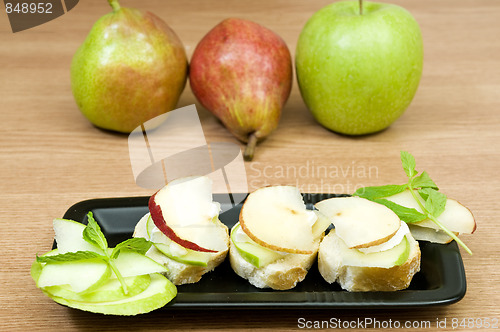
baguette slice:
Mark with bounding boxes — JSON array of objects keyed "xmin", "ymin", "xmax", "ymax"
[
  {"xmin": 229, "ymin": 236, "xmax": 319, "ymax": 290},
  {"xmin": 133, "ymin": 214, "xmax": 229, "ymax": 285},
  {"xmin": 318, "ymin": 229, "xmax": 420, "ymax": 292}
]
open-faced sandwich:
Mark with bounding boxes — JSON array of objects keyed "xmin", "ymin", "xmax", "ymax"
[
  {"xmin": 229, "ymin": 186, "xmax": 331, "ymax": 290},
  {"xmin": 315, "ymin": 196, "xmax": 421, "ymax": 292},
  {"xmin": 133, "ymin": 176, "xmax": 229, "ymax": 285},
  {"xmin": 352, "ymin": 151, "xmax": 477, "ymax": 254}
]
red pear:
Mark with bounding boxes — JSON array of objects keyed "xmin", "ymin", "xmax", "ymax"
[{"xmin": 189, "ymin": 18, "xmax": 293, "ymax": 160}]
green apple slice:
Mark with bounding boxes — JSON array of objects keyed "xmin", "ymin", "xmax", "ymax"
[
  {"xmin": 230, "ymin": 223, "xmax": 285, "ymax": 268},
  {"xmin": 37, "ymin": 258, "xmax": 111, "ymax": 293},
  {"xmin": 48, "ymin": 273, "xmax": 177, "ymax": 316},
  {"xmin": 149, "ymin": 225, "xmax": 212, "ymax": 267},
  {"xmin": 31, "ymin": 249, "xmax": 59, "ymax": 283},
  {"xmin": 43, "ymin": 275, "xmax": 151, "ymax": 303},
  {"xmin": 111, "ymin": 250, "xmax": 167, "ymax": 277},
  {"xmin": 53, "ymin": 218, "xmax": 103, "ymax": 254},
  {"xmin": 336, "ymin": 231, "xmax": 410, "ymax": 268},
  {"xmin": 146, "ymin": 214, "xmax": 154, "ymax": 238}
]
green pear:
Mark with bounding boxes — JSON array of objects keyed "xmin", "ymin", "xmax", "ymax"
[{"xmin": 71, "ymin": 0, "xmax": 188, "ymax": 133}]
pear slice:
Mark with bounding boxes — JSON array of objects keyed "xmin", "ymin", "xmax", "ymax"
[
  {"xmin": 36, "ymin": 258, "xmax": 111, "ymax": 293},
  {"xmin": 239, "ymin": 186, "xmax": 322, "ymax": 254},
  {"xmin": 149, "ymin": 176, "xmax": 228, "ymax": 252},
  {"xmin": 315, "ymin": 197, "xmax": 401, "ymax": 249},
  {"xmin": 312, "ymin": 210, "xmax": 332, "ymax": 239},
  {"xmin": 47, "ymin": 273, "xmax": 176, "ymax": 316},
  {"xmin": 384, "ymin": 190, "xmax": 476, "ymax": 234},
  {"xmin": 53, "ymin": 218, "xmax": 102, "ymax": 254},
  {"xmin": 408, "ymin": 224, "xmax": 455, "ymax": 244}
]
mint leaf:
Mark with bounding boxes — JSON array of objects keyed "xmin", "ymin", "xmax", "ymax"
[
  {"xmin": 412, "ymin": 171, "xmax": 438, "ymax": 190},
  {"xmin": 401, "ymin": 151, "xmax": 417, "ymax": 178},
  {"xmin": 418, "ymin": 188, "xmax": 430, "ymax": 200},
  {"xmin": 422, "ymin": 188, "xmax": 447, "ymax": 217},
  {"xmin": 83, "ymin": 212, "xmax": 108, "ymax": 251},
  {"xmin": 353, "ymin": 184, "xmax": 407, "ymax": 200},
  {"xmin": 111, "ymin": 238, "xmax": 152, "ymax": 259},
  {"xmin": 36, "ymin": 251, "xmax": 104, "ymax": 263},
  {"xmin": 374, "ymin": 199, "xmax": 427, "ymax": 224}
]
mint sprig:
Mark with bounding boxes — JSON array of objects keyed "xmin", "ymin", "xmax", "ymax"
[
  {"xmin": 36, "ymin": 251, "xmax": 104, "ymax": 263},
  {"xmin": 354, "ymin": 151, "xmax": 472, "ymax": 255},
  {"xmin": 83, "ymin": 212, "xmax": 108, "ymax": 251},
  {"xmin": 37, "ymin": 212, "xmax": 153, "ymax": 293},
  {"xmin": 111, "ymin": 238, "xmax": 152, "ymax": 259}
]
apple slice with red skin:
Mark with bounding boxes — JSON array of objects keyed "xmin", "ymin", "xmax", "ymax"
[
  {"xmin": 148, "ymin": 176, "xmax": 228, "ymax": 253},
  {"xmin": 149, "ymin": 194, "xmax": 217, "ymax": 253}
]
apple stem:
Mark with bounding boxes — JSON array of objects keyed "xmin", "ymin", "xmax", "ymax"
[
  {"xmin": 243, "ymin": 133, "xmax": 258, "ymax": 161},
  {"xmin": 108, "ymin": 0, "xmax": 121, "ymax": 11},
  {"xmin": 359, "ymin": 0, "xmax": 363, "ymax": 15}
]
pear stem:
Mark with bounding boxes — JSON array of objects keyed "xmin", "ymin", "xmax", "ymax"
[
  {"xmin": 359, "ymin": 0, "xmax": 363, "ymax": 15},
  {"xmin": 243, "ymin": 133, "xmax": 258, "ymax": 161},
  {"xmin": 108, "ymin": 0, "xmax": 121, "ymax": 11}
]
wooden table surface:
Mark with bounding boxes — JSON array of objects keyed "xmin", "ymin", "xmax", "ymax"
[{"xmin": 1, "ymin": 0, "xmax": 499, "ymax": 330}]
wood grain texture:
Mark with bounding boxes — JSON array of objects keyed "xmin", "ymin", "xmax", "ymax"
[{"xmin": 1, "ymin": 0, "xmax": 499, "ymax": 330}]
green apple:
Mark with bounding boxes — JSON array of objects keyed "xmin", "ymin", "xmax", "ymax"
[
  {"xmin": 296, "ymin": 0, "xmax": 423, "ymax": 135},
  {"xmin": 32, "ymin": 214, "xmax": 178, "ymax": 315},
  {"xmin": 33, "ymin": 250, "xmax": 166, "ymax": 294},
  {"xmin": 148, "ymin": 217, "xmax": 213, "ymax": 267},
  {"xmin": 339, "ymin": 233, "xmax": 410, "ymax": 268},
  {"xmin": 43, "ymin": 275, "xmax": 151, "ymax": 303},
  {"xmin": 230, "ymin": 223, "xmax": 285, "ymax": 268},
  {"xmin": 110, "ymin": 250, "xmax": 167, "ymax": 277},
  {"xmin": 36, "ymin": 258, "xmax": 111, "ymax": 293},
  {"xmin": 152, "ymin": 242, "xmax": 212, "ymax": 267},
  {"xmin": 48, "ymin": 273, "xmax": 176, "ymax": 316},
  {"xmin": 53, "ymin": 218, "xmax": 102, "ymax": 254}
]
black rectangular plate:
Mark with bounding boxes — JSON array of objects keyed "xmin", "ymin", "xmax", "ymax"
[{"xmin": 61, "ymin": 194, "xmax": 466, "ymax": 309}]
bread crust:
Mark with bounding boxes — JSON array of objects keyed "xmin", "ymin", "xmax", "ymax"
[
  {"xmin": 318, "ymin": 230, "xmax": 421, "ymax": 292},
  {"xmin": 229, "ymin": 238, "xmax": 318, "ymax": 290},
  {"xmin": 133, "ymin": 213, "xmax": 229, "ymax": 285}
]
